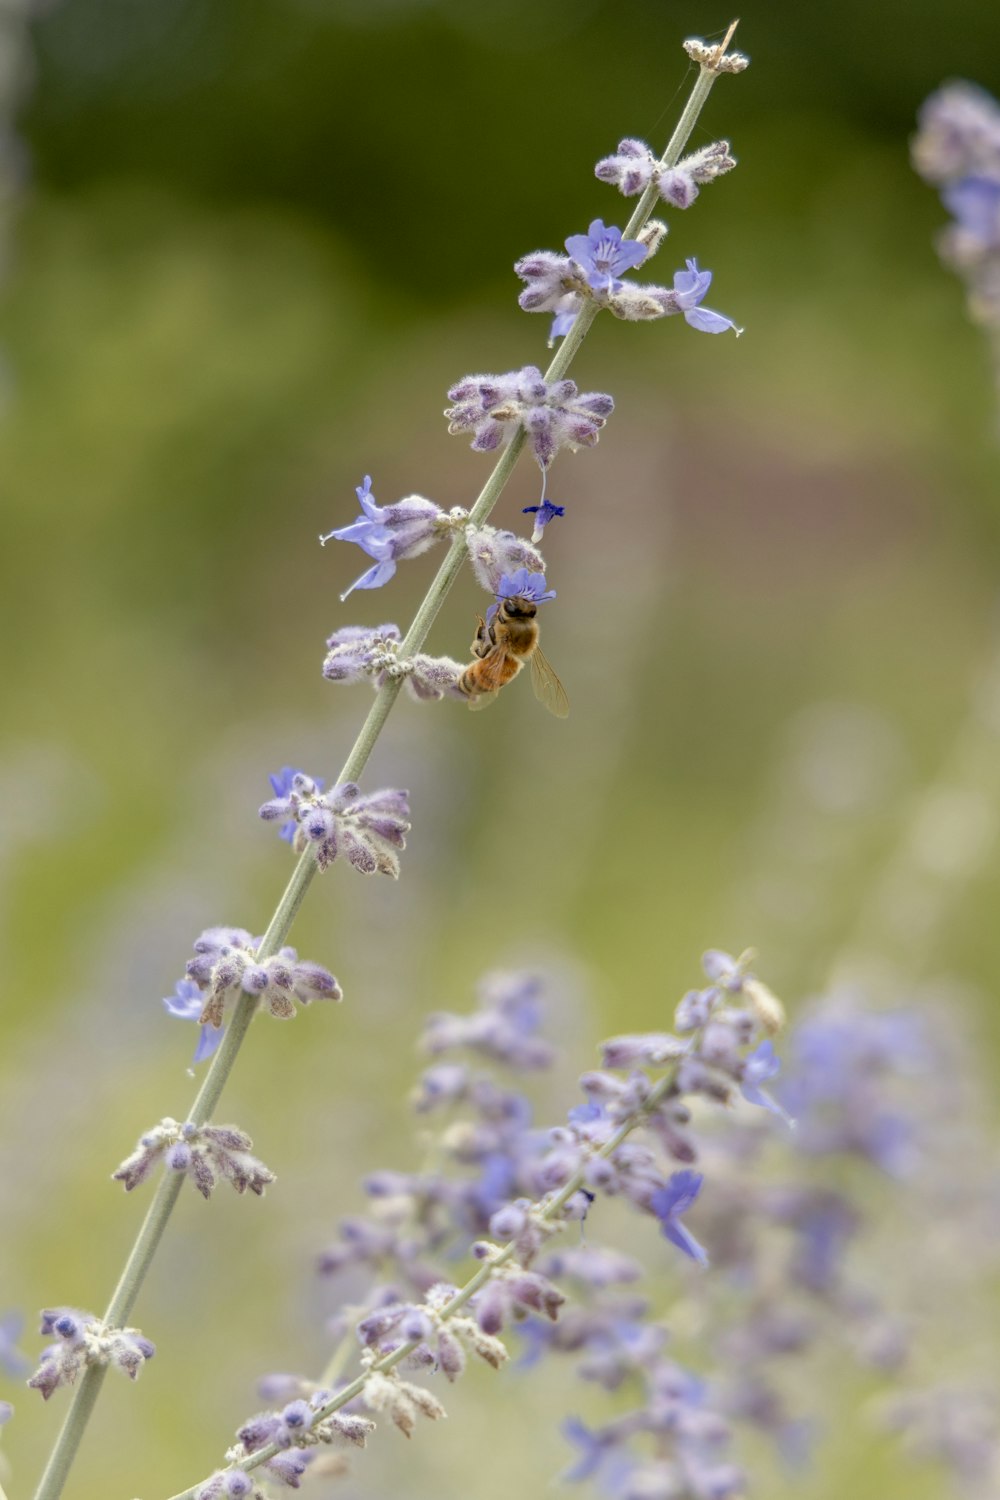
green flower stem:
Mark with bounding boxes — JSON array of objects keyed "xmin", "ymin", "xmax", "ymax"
[
  {"xmin": 164, "ymin": 1065, "xmax": 682, "ymax": 1500},
  {"xmin": 32, "ymin": 37, "xmax": 737, "ymax": 1500}
]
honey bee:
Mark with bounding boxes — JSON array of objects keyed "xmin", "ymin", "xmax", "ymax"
[{"xmin": 458, "ymin": 593, "xmax": 569, "ymax": 717}]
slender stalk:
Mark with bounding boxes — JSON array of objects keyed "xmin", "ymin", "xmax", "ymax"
[
  {"xmin": 164, "ymin": 1067, "xmax": 682, "ymax": 1500},
  {"xmin": 32, "ymin": 35, "xmax": 737, "ymax": 1500}
]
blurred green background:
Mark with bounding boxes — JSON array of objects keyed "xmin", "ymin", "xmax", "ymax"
[{"xmin": 3, "ymin": 0, "xmax": 1000, "ymax": 1496}]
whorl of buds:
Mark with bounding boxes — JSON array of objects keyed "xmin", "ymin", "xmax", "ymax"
[
  {"xmin": 28, "ymin": 1310, "xmax": 155, "ymax": 1400},
  {"xmin": 322, "ymin": 625, "xmax": 465, "ymax": 702},
  {"xmin": 259, "ymin": 775, "xmax": 411, "ymax": 877},
  {"xmin": 445, "ymin": 367, "xmax": 614, "ymax": 471},
  {"xmin": 113, "ymin": 1118, "xmax": 276, "ymax": 1199},
  {"xmin": 184, "ymin": 925, "xmax": 342, "ymax": 1028}
]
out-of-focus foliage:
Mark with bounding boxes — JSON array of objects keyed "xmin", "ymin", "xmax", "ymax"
[{"xmin": 3, "ymin": 2, "xmax": 1000, "ymax": 1498}]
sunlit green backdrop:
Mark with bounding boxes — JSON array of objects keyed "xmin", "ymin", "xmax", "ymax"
[{"xmin": 3, "ymin": 1, "xmax": 1000, "ymax": 1497}]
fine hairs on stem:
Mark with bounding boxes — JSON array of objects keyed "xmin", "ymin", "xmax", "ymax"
[{"xmin": 29, "ymin": 25, "xmax": 747, "ymax": 1500}]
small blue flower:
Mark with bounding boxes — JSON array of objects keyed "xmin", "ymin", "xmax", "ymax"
[
  {"xmin": 521, "ymin": 499, "xmax": 566, "ymax": 543},
  {"xmin": 741, "ymin": 1040, "xmax": 793, "ymax": 1126},
  {"xmin": 672, "ymin": 259, "xmax": 742, "ymax": 335},
  {"xmin": 561, "ymin": 1417, "xmax": 616, "ymax": 1482},
  {"xmin": 163, "ymin": 978, "xmax": 223, "ymax": 1065},
  {"xmin": 649, "ymin": 1169, "xmax": 708, "ymax": 1266},
  {"xmin": 549, "ymin": 304, "xmax": 580, "ymax": 342},
  {"xmin": 565, "ymin": 219, "xmax": 648, "ymax": 294},
  {"xmin": 485, "ymin": 568, "xmax": 557, "ymax": 625}
]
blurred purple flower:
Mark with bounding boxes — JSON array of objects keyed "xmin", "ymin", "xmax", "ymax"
[
  {"xmin": 649, "ymin": 1170, "xmax": 708, "ymax": 1266},
  {"xmin": 741, "ymin": 1041, "xmax": 793, "ymax": 1126},
  {"xmin": 0, "ymin": 1312, "xmax": 28, "ymax": 1377},
  {"xmin": 942, "ymin": 175, "xmax": 1000, "ymax": 243},
  {"xmin": 163, "ymin": 978, "xmax": 224, "ymax": 1065}
]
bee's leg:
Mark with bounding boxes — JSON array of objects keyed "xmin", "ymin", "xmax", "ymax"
[{"xmin": 470, "ymin": 614, "xmax": 493, "ymax": 659}]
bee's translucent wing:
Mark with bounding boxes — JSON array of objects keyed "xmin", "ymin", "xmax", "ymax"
[
  {"xmin": 530, "ymin": 646, "xmax": 570, "ymax": 718},
  {"xmin": 468, "ymin": 689, "xmax": 499, "ymax": 712}
]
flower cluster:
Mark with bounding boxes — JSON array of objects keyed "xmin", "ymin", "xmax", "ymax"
[
  {"xmin": 259, "ymin": 770, "xmax": 410, "ymax": 876},
  {"xmin": 321, "ymin": 626, "xmax": 465, "ymax": 701},
  {"xmin": 112, "ymin": 1118, "xmax": 275, "ymax": 1198},
  {"xmin": 444, "ymin": 367, "xmax": 614, "ymax": 470},
  {"xmin": 914, "ymin": 83, "xmax": 1000, "ymax": 336},
  {"xmin": 179, "ymin": 924, "xmax": 341, "ymax": 1035},
  {"xmin": 319, "ymin": 476, "xmax": 467, "ymax": 599},
  {"xmin": 595, "ymin": 137, "xmax": 737, "ymax": 208},
  {"xmin": 464, "ymin": 523, "xmax": 547, "ymax": 594},
  {"xmin": 515, "ymin": 221, "xmax": 741, "ymax": 342},
  {"xmin": 28, "ymin": 1310, "xmax": 154, "ymax": 1400}
]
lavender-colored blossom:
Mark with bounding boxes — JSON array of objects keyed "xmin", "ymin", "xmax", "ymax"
[
  {"xmin": 521, "ymin": 498, "xmax": 565, "ymax": 544},
  {"xmin": 445, "ymin": 367, "xmax": 614, "ymax": 471},
  {"xmin": 163, "ymin": 977, "xmax": 224, "ymax": 1064},
  {"xmin": 319, "ymin": 476, "xmax": 451, "ymax": 599},
  {"xmin": 649, "ymin": 1170, "xmax": 708, "ymax": 1266},
  {"xmin": 942, "ymin": 175, "xmax": 1000, "ymax": 245},
  {"xmin": 0, "ymin": 1400, "xmax": 11, "ymax": 1426},
  {"xmin": 422, "ymin": 971, "xmax": 555, "ymax": 1071},
  {"xmin": 670, "ymin": 260, "xmax": 742, "ymax": 335},
  {"xmin": 485, "ymin": 568, "xmax": 556, "ymax": 627},
  {"xmin": 0, "ymin": 1311, "xmax": 28, "ymax": 1377},
  {"xmin": 740, "ymin": 1040, "xmax": 793, "ymax": 1125},
  {"xmin": 564, "ymin": 219, "xmax": 648, "ymax": 294}
]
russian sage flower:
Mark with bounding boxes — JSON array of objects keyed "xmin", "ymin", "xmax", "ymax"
[
  {"xmin": 485, "ymin": 567, "xmax": 556, "ymax": 626},
  {"xmin": 258, "ymin": 772, "xmax": 411, "ymax": 876},
  {"xmin": 28, "ymin": 1310, "xmax": 155, "ymax": 1399},
  {"xmin": 445, "ymin": 367, "xmax": 614, "ymax": 470},
  {"xmin": 564, "ymin": 219, "xmax": 648, "ymax": 293},
  {"xmin": 914, "ymin": 82, "xmax": 1000, "ymax": 339},
  {"xmin": 0, "ymin": 1312, "xmax": 28, "ymax": 1377},
  {"xmin": 183, "ymin": 925, "xmax": 342, "ymax": 1029},
  {"xmin": 667, "ymin": 260, "xmax": 742, "ymax": 334},
  {"xmin": 163, "ymin": 977, "xmax": 224, "ymax": 1063},
  {"xmin": 522, "ymin": 498, "xmax": 565, "ymax": 543},
  {"xmin": 465, "ymin": 524, "xmax": 547, "ymax": 594},
  {"xmin": 595, "ymin": 136, "xmax": 736, "ymax": 208},
  {"xmin": 113, "ymin": 1118, "xmax": 276, "ymax": 1198},
  {"xmin": 322, "ymin": 625, "xmax": 465, "ymax": 701},
  {"xmin": 319, "ymin": 476, "xmax": 461, "ymax": 599}
]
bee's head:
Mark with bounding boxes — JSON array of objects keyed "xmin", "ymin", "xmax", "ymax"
[{"xmin": 501, "ymin": 594, "xmax": 537, "ymax": 620}]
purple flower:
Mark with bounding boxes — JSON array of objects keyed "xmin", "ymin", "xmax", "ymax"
[
  {"xmin": 163, "ymin": 978, "xmax": 224, "ymax": 1065},
  {"xmin": 485, "ymin": 568, "xmax": 556, "ymax": 626},
  {"xmin": 649, "ymin": 1170, "xmax": 708, "ymax": 1266},
  {"xmin": 565, "ymin": 219, "xmax": 648, "ymax": 294},
  {"xmin": 521, "ymin": 499, "xmax": 565, "ymax": 543},
  {"xmin": 319, "ymin": 476, "xmax": 448, "ymax": 599},
  {"xmin": 741, "ymin": 1040, "xmax": 793, "ymax": 1126},
  {"xmin": 562, "ymin": 1416, "xmax": 618, "ymax": 1482},
  {"xmin": 672, "ymin": 260, "xmax": 742, "ymax": 335}
]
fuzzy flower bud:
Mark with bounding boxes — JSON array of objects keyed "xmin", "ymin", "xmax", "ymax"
[
  {"xmin": 322, "ymin": 626, "xmax": 465, "ymax": 701},
  {"xmin": 113, "ymin": 1118, "xmax": 276, "ymax": 1198},
  {"xmin": 182, "ymin": 924, "xmax": 341, "ymax": 1029},
  {"xmin": 465, "ymin": 524, "xmax": 547, "ymax": 593},
  {"xmin": 259, "ymin": 773, "xmax": 411, "ymax": 877},
  {"xmin": 445, "ymin": 366, "xmax": 614, "ymax": 471},
  {"xmin": 29, "ymin": 1310, "xmax": 155, "ymax": 1399}
]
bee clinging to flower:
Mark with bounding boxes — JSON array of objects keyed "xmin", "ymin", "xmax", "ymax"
[{"xmin": 459, "ymin": 570, "xmax": 569, "ymax": 718}]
